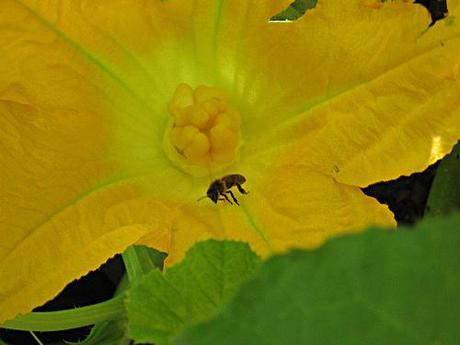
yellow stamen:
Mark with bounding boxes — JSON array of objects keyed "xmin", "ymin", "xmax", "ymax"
[
  {"xmin": 166, "ymin": 83, "xmax": 241, "ymax": 170},
  {"xmin": 189, "ymin": 108, "xmax": 210, "ymax": 129},
  {"xmin": 210, "ymin": 124, "xmax": 237, "ymax": 149},
  {"xmin": 170, "ymin": 125, "xmax": 199, "ymax": 151},
  {"xmin": 184, "ymin": 132, "xmax": 210, "ymax": 160},
  {"xmin": 168, "ymin": 83, "xmax": 194, "ymax": 112}
]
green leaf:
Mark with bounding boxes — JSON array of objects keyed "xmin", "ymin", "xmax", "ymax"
[
  {"xmin": 426, "ymin": 141, "xmax": 460, "ymax": 216},
  {"xmin": 270, "ymin": 0, "xmax": 318, "ymax": 21},
  {"xmin": 177, "ymin": 214, "xmax": 460, "ymax": 345},
  {"xmin": 126, "ymin": 240, "xmax": 260, "ymax": 345}
]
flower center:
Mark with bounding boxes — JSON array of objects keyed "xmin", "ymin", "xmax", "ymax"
[{"xmin": 165, "ymin": 83, "xmax": 241, "ymax": 174}]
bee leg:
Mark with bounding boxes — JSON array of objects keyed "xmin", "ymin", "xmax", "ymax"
[
  {"xmin": 236, "ymin": 183, "xmax": 249, "ymax": 195},
  {"xmin": 220, "ymin": 192, "xmax": 233, "ymax": 205},
  {"xmin": 226, "ymin": 190, "xmax": 239, "ymax": 205}
]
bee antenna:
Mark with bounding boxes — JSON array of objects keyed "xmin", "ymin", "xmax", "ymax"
[{"xmin": 197, "ymin": 195, "xmax": 207, "ymax": 202}]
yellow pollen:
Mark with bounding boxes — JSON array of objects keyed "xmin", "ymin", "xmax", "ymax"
[
  {"xmin": 167, "ymin": 83, "xmax": 241, "ymax": 168},
  {"xmin": 184, "ymin": 132, "xmax": 210, "ymax": 161},
  {"xmin": 189, "ymin": 108, "xmax": 210, "ymax": 129},
  {"xmin": 210, "ymin": 124, "xmax": 236, "ymax": 149},
  {"xmin": 170, "ymin": 125, "xmax": 199, "ymax": 151}
]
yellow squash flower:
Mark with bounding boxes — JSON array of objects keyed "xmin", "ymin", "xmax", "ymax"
[{"xmin": 1, "ymin": 0, "xmax": 459, "ymax": 323}]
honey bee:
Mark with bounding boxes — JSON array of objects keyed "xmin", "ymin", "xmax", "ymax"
[{"xmin": 199, "ymin": 174, "xmax": 249, "ymax": 205}]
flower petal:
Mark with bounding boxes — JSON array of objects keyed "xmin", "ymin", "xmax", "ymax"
[
  {"xmin": 214, "ymin": 1, "xmax": 429, "ymax": 128},
  {"xmin": 241, "ymin": 0, "xmax": 460, "ymax": 187},
  {"xmin": 0, "ymin": 1, "xmax": 182, "ymax": 322},
  {"xmin": 240, "ymin": 160, "xmax": 395, "ymax": 256},
  {"xmin": 143, "ymin": 164, "xmax": 395, "ymax": 266},
  {"xmin": 0, "ymin": 174, "xmax": 174, "ymax": 323},
  {"xmin": 12, "ymin": 0, "xmax": 195, "ymax": 107},
  {"xmin": 245, "ymin": 166, "xmax": 396, "ymax": 254}
]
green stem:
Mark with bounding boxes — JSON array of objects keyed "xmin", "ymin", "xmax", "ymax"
[
  {"xmin": 426, "ymin": 142, "xmax": 460, "ymax": 216},
  {"xmin": 29, "ymin": 332, "xmax": 44, "ymax": 345},
  {"xmin": 121, "ymin": 245, "xmax": 166, "ymax": 283},
  {"xmin": 0, "ymin": 295, "xmax": 125, "ymax": 332}
]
